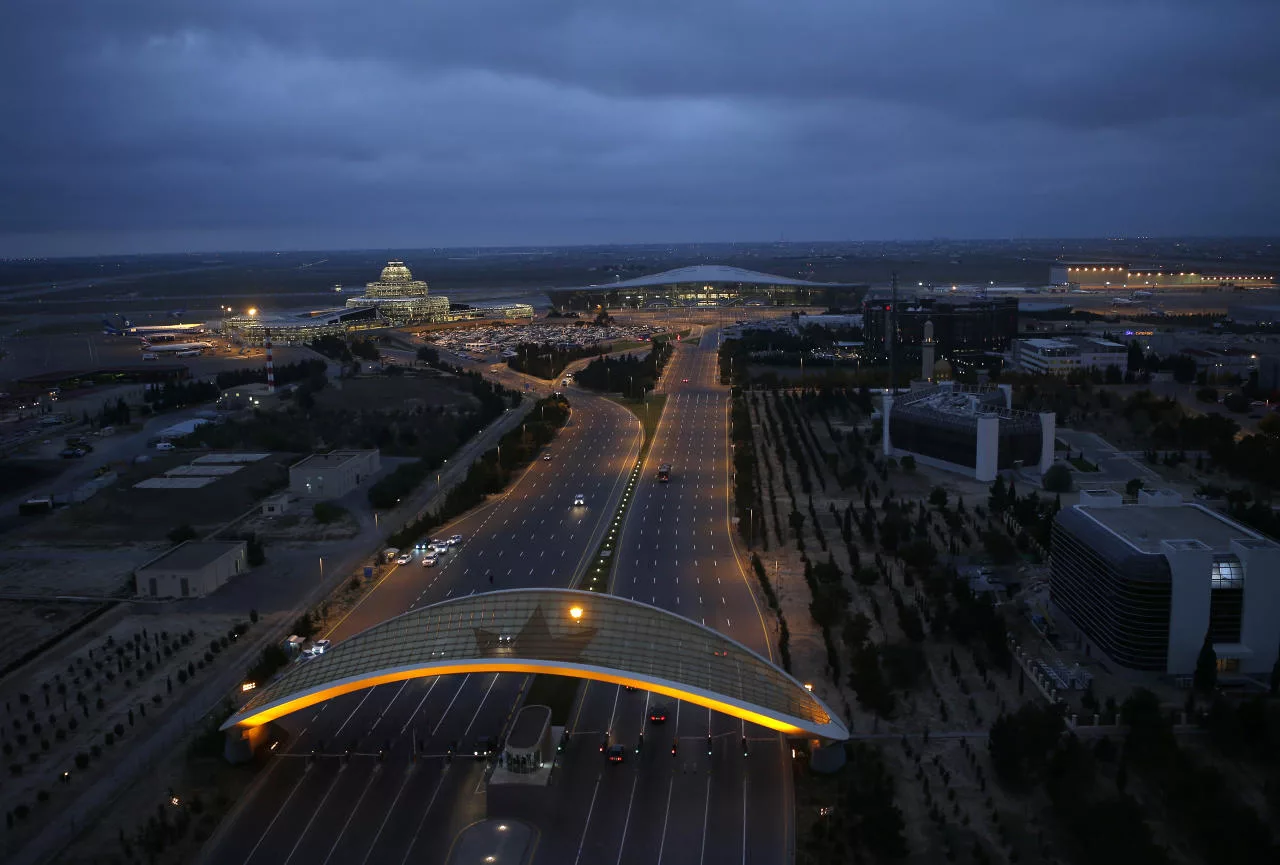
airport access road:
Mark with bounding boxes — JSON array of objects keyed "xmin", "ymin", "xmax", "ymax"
[
  {"xmin": 518, "ymin": 332, "xmax": 794, "ymax": 865},
  {"xmin": 199, "ymin": 387, "xmax": 641, "ymax": 865}
]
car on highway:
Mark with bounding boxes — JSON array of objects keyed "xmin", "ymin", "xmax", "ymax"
[
  {"xmin": 311, "ymin": 639, "xmax": 331, "ymax": 654},
  {"xmin": 542, "ymin": 453, "xmax": 552, "ymax": 461},
  {"xmin": 59, "ymin": 447, "xmax": 87, "ymax": 459},
  {"xmin": 154, "ymin": 441, "xmax": 175, "ymax": 451},
  {"xmin": 394, "ymin": 553, "xmax": 413, "ymax": 565},
  {"xmin": 421, "ymin": 555, "xmax": 438, "ymax": 567},
  {"xmin": 606, "ymin": 744, "xmax": 626, "ymax": 763},
  {"xmin": 429, "ymin": 541, "xmax": 449, "ymax": 555},
  {"xmin": 648, "ymin": 706, "xmax": 669, "ymax": 724},
  {"xmin": 573, "ymin": 493, "xmax": 585, "ymax": 507},
  {"xmin": 682, "ymin": 378, "xmax": 689, "ymax": 383},
  {"xmin": 448, "ymin": 534, "xmax": 463, "ymax": 545},
  {"xmin": 474, "ymin": 735, "xmax": 496, "ymax": 759}
]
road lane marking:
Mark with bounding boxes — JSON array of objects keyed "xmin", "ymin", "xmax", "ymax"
[
  {"xmin": 464, "ymin": 673, "xmax": 500, "ymax": 738},
  {"xmin": 399, "ymin": 678, "xmax": 441, "ymax": 735},
  {"xmin": 699, "ymin": 775, "xmax": 712, "ymax": 865},
  {"xmin": 319, "ymin": 767, "xmax": 379, "ymax": 865},
  {"xmin": 360, "ymin": 767, "xmax": 417, "ymax": 865},
  {"xmin": 238, "ymin": 769, "xmax": 308, "ymax": 865},
  {"xmin": 615, "ymin": 771, "xmax": 641, "ymax": 865},
  {"xmin": 573, "ymin": 775, "xmax": 603, "ymax": 865},
  {"xmin": 432, "ymin": 674, "xmax": 471, "ymax": 736},
  {"xmin": 335, "ymin": 689, "xmax": 377, "ymax": 739}
]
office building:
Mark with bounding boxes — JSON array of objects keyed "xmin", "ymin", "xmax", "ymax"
[
  {"xmin": 881, "ymin": 382, "xmax": 1054, "ymax": 481},
  {"xmin": 1051, "ymin": 489, "xmax": 1280, "ymax": 676},
  {"xmin": 862, "ymin": 295, "xmax": 1019, "ymax": 364},
  {"xmin": 135, "ymin": 540, "xmax": 248, "ymax": 599},
  {"xmin": 1016, "ymin": 335, "xmax": 1128, "ymax": 376},
  {"xmin": 289, "ymin": 450, "xmax": 381, "ymax": 499}
]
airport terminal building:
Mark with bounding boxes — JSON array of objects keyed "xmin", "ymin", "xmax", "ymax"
[
  {"xmin": 881, "ymin": 382, "xmax": 1054, "ymax": 482},
  {"xmin": 1051, "ymin": 489, "xmax": 1280, "ymax": 677},
  {"xmin": 548, "ymin": 265, "xmax": 865, "ymax": 310},
  {"xmin": 222, "ymin": 305, "xmax": 381, "ymax": 346},
  {"xmin": 344, "ymin": 261, "xmax": 450, "ymax": 325}
]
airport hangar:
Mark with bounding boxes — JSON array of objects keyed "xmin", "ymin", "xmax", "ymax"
[{"xmin": 547, "ymin": 264, "xmax": 866, "ymax": 310}]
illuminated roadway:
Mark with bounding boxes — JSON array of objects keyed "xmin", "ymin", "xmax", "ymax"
[
  {"xmin": 520, "ymin": 331, "xmax": 792, "ymax": 865},
  {"xmin": 200, "ymin": 386, "xmax": 641, "ymax": 865},
  {"xmin": 201, "ymin": 336, "xmax": 796, "ymax": 865}
]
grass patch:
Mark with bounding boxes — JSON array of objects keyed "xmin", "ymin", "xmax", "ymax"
[
  {"xmin": 524, "ymin": 674, "xmax": 581, "ymax": 726},
  {"xmin": 1069, "ymin": 456, "xmax": 1100, "ymax": 472}
]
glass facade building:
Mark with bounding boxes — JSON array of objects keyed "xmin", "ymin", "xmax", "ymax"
[{"xmin": 1049, "ymin": 496, "xmax": 1280, "ymax": 676}]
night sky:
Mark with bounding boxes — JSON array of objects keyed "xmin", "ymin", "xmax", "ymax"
[{"xmin": 3, "ymin": 1, "xmax": 1278, "ymax": 256}]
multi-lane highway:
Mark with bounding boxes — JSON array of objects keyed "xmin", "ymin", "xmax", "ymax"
[
  {"xmin": 200, "ymin": 388, "xmax": 641, "ymax": 865},
  {"xmin": 202, "ymin": 331, "xmax": 793, "ymax": 865},
  {"xmin": 520, "ymin": 331, "xmax": 791, "ymax": 865}
]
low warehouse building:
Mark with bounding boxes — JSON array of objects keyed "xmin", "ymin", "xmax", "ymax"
[
  {"xmin": 289, "ymin": 449, "xmax": 381, "ymax": 499},
  {"xmin": 135, "ymin": 540, "xmax": 248, "ymax": 599}
]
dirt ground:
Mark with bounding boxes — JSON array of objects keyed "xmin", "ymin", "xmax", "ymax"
[
  {"xmin": 0, "ymin": 609, "xmax": 267, "ymax": 860},
  {"xmin": 743, "ymin": 388, "xmax": 1088, "ymax": 863},
  {"xmin": 0, "ymin": 545, "xmax": 159, "ymax": 597},
  {"xmin": 6, "ymin": 452, "xmax": 294, "ymax": 545}
]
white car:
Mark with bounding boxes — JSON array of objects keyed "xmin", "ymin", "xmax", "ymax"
[
  {"xmin": 154, "ymin": 442, "xmax": 175, "ymax": 451},
  {"xmin": 421, "ymin": 555, "xmax": 439, "ymax": 567},
  {"xmin": 448, "ymin": 534, "xmax": 463, "ymax": 545},
  {"xmin": 430, "ymin": 543, "xmax": 449, "ymax": 555},
  {"xmin": 395, "ymin": 553, "xmax": 413, "ymax": 565},
  {"xmin": 573, "ymin": 493, "xmax": 585, "ymax": 507},
  {"xmin": 542, "ymin": 453, "xmax": 552, "ymax": 461},
  {"xmin": 311, "ymin": 639, "xmax": 331, "ymax": 654}
]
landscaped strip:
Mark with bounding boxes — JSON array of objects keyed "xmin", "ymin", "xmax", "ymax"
[{"xmin": 579, "ymin": 393, "xmax": 668, "ymax": 593}]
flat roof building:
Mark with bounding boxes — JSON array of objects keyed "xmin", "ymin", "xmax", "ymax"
[
  {"xmin": 289, "ymin": 449, "xmax": 381, "ymax": 499},
  {"xmin": 1051, "ymin": 489, "xmax": 1280, "ymax": 676},
  {"xmin": 882, "ymin": 382, "xmax": 1054, "ymax": 481},
  {"xmin": 1016, "ymin": 335, "xmax": 1128, "ymax": 376},
  {"xmin": 135, "ymin": 540, "xmax": 248, "ymax": 599}
]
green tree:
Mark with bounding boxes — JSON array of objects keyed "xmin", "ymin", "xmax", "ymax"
[
  {"xmin": 899, "ymin": 454, "xmax": 916, "ymax": 472},
  {"xmin": 1042, "ymin": 463, "xmax": 1073, "ymax": 493},
  {"xmin": 1125, "ymin": 477, "xmax": 1145, "ymax": 498},
  {"xmin": 1193, "ymin": 631, "xmax": 1217, "ymax": 695},
  {"xmin": 167, "ymin": 524, "xmax": 198, "ymax": 545},
  {"xmin": 927, "ymin": 486, "xmax": 947, "ymax": 508},
  {"xmin": 988, "ymin": 476, "xmax": 1008, "ymax": 514}
]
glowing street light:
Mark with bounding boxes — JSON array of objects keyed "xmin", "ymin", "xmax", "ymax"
[
  {"xmin": 569, "ymin": 605, "xmax": 584, "ymax": 620},
  {"xmin": 247, "ymin": 307, "xmax": 258, "ymax": 317}
]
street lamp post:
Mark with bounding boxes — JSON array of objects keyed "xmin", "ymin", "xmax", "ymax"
[{"xmin": 318, "ymin": 557, "xmax": 324, "ymax": 582}]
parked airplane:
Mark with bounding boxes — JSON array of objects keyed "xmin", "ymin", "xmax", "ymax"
[{"xmin": 141, "ymin": 341, "xmax": 212, "ymax": 354}]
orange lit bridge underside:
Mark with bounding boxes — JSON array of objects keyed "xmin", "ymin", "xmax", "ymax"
[{"xmin": 223, "ymin": 660, "xmax": 844, "ymax": 739}]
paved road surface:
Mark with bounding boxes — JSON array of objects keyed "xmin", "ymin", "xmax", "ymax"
[{"xmin": 200, "ymin": 387, "xmax": 640, "ymax": 865}]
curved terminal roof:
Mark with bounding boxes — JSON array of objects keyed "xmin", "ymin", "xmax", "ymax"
[
  {"xmin": 223, "ymin": 588, "xmax": 847, "ymax": 740},
  {"xmin": 587, "ymin": 265, "xmax": 857, "ymax": 290}
]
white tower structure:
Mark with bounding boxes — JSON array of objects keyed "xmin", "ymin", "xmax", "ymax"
[{"xmin": 921, "ymin": 318, "xmax": 936, "ymax": 382}]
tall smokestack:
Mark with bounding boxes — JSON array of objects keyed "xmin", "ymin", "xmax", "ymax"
[{"xmin": 265, "ymin": 331, "xmax": 276, "ymax": 394}]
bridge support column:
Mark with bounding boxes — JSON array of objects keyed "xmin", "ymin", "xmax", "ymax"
[{"xmin": 224, "ymin": 724, "xmax": 270, "ymax": 764}]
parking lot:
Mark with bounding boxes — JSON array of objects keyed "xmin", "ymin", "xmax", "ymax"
[{"xmin": 424, "ymin": 321, "xmax": 662, "ymax": 356}]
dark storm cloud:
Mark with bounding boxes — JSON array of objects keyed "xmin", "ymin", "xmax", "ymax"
[{"xmin": 1, "ymin": 0, "xmax": 1278, "ymax": 255}]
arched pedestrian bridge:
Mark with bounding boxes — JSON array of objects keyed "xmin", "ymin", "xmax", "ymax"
[{"xmin": 223, "ymin": 588, "xmax": 847, "ymax": 740}]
